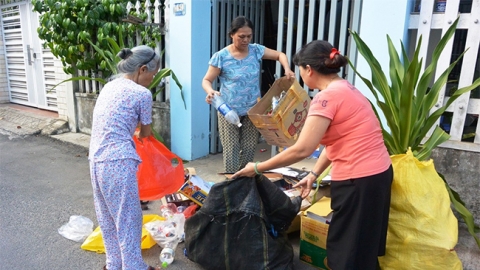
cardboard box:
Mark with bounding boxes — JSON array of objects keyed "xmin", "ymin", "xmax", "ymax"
[
  {"xmin": 178, "ymin": 175, "xmax": 212, "ymax": 206},
  {"xmin": 300, "ymin": 197, "xmax": 333, "ymax": 269},
  {"xmin": 161, "ymin": 193, "xmax": 193, "ymax": 207},
  {"xmin": 248, "ymin": 77, "xmax": 311, "ymax": 147}
]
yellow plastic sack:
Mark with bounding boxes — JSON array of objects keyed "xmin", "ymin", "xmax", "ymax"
[
  {"xmin": 378, "ymin": 149, "xmax": 462, "ymax": 269},
  {"xmin": 81, "ymin": 214, "xmax": 164, "ymax": 253}
]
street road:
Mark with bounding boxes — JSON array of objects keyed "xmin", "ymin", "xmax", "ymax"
[{"xmin": 0, "ymin": 134, "xmax": 315, "ymax": 270}]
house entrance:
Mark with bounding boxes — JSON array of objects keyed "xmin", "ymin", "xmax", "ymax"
[{"xmin": 0, "ymin": 1, "xmax": 58, "ymax": 111}]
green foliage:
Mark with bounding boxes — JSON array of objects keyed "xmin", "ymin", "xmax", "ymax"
[
  {"xmin": 349, "ymin": 17, "xmax": 480, "ymax": 249},
  {"xmin": 32, "ymin": 0, "xmax": 184, "ymax": 145},
  {"xmin": 32, "ymin": 0, "xmax": 161, "ymax": 77},
  {"xmin": 349, "ymin": 18, "xmax": 480, "ymax": 160},
  {"xmin": 439, "ymin": 172, "xmax": 480, "ymax": 248},
  {"xmin": 49, "ymin": 33, "xmax": 183, "ymax": 104}
]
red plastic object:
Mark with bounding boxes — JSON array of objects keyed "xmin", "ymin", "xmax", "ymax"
[
  {"xmin": 183, "ymin": 204, "xmax": 199, "ymax": 219},
  {"xmin": 133, "ymin": 135, "xmax": 185, "ymax": 201}
]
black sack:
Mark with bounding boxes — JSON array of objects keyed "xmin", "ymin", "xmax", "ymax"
[{"xmin": 184, "ymin": 175, "xmax": 302, "ymax": 270}]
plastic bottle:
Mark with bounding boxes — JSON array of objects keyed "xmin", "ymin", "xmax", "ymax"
[
  {"xmin": 159, "ymin": 240, "xmax": 177, "ymax": 268},
  {"xmin": 160, "ymin": 203, "xmax": 178, "ymax": 219},
  {"xmin": 211, "ymin": 94, "xmax": 242, "ymax": 127}
]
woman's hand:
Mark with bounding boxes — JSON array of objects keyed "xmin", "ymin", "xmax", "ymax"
[
  {"xmin": 292, "ymin": 172, "xmax": 317, "ymax": 199},
  {"xmin": 205, "ymin": 90, "xmax": 219, "ymax": 105},
  {"xmin": 285, "ymin": 69, "xmax": 295, "ymax": 79},
  {"xmin": 231, "ymin": 162, "xmax": 257, "ymax": 179}
]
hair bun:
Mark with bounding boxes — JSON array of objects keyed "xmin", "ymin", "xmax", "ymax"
[{"xmin": 117, "ymin": 48, "xmax": 133, "ymax": 59}]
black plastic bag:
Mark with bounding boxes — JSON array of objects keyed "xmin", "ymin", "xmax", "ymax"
[{"xmin": 185, "ymin": 175, "xmax": 302, "ymax": 270}]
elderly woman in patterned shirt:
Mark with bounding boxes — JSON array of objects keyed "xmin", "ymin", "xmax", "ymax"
[
  {"xmin": 89, "ymin": 45, "xmax": 160, "ymax": 270},
  {"xmin": 202, "ymin": 16, "xmax": 295, "ymax": 173}
]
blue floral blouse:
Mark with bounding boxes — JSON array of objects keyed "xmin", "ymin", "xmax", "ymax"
[{"xmin": 209, "ymin": 43, "xmax": 265, "ymax": 116}]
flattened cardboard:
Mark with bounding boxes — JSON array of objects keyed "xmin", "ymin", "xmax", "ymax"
[{"xmin": 178, "ymin": 175, "xmax": 211, "ymax": 206}]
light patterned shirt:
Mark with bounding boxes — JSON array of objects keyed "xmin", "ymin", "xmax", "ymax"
[{"xmin": 89, "ymin": 77, "xmax": 152, "ymax": 162}]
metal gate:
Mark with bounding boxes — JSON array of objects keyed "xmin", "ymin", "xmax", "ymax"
[
  {"xmin": 0, "ymin": 1, "xmax": 58, "ymax": 111},
  {"xmin": 209, "ymin": 0, "xmax": 265, "ymax": 153},
  {"xmin": 209, "ymin": 0, "xmax": 361, "ymax": 153}
]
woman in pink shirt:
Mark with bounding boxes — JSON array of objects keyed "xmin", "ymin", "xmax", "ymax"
[{"xmin": 233, "ymin": 40, "xmax": 393, "ymax": 270}]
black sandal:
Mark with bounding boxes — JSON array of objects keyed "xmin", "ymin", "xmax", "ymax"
[{"xmin": 141, "ymin": 200, "xmax": 150, "ymax": 210}]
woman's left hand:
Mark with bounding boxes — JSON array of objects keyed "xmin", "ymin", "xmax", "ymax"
[
  {"xmin": 231, "ymin": 162, "xmax": 257, "ymax": 179},
  {"xmin": 285, "ymin": 69, "xmax": 295, "ymax": 79},
  {"xmin": 292, "ymin": 173, "xmax": 317, "ymax": 199}
]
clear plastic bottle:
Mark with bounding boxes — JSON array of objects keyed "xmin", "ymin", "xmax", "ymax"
[
  {"xmin": 211, "ymin": 94, "xmax": 242, "ymax": 127},
  {"xmin": 160, "ymin": 203, "xmax": 178, "ymax": 219},
  {"xmin": 159, "ymin": 240, "xmax": 177, "ymax": 268}
]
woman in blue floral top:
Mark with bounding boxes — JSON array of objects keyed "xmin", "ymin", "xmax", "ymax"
[
  {"xmin": 202, "ymin": 16, "xmax": 295, "ymax": 172},
  {"xmin": 89, "ymin": 45, "xmax": 161, "ymax": 270}
]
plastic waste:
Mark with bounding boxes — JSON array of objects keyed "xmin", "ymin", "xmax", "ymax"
[
  {"xmin": 272, "ymin": 96, "xmax": 279, "ymax": 111},
  {"xmin": 144, "ymin": 205, "xmax": 186, "ymax": 268},
  {"xmin": 177, "ymin": 205, "xmax": 187, "ymax": 213},
  {"xmin": 160, "ymin": 203, "xmax": 178, "ymax": 219},
  {"xmin": 160, "ymin": 240, "xmax": 177, "ymax": 268},
  {"xmin": 58, "ymin": 215, "xmax": 94, "ymax": 242},
  {"xmin": 212, "ymin": 94, "xmax": 242, "ymax": 127}
]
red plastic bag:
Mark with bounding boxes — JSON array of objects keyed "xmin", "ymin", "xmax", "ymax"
[
  {"xmin": 133, "ymin": 135, "xmax": 184, "ymax": 201},
  {"xmin": 183, "ymin": 204, "xmax": 199, "ymax": 219}
]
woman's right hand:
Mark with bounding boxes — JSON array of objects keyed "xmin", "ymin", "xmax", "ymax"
[{"xmin": 205, "ymin": 90, "xmax": 219, "ymax": 105}]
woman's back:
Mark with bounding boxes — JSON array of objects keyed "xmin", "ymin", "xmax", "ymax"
[{"xmin": 89, "ymin": 77, "xmax": 152, "ymax": 162}]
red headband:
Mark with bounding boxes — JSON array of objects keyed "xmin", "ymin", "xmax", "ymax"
[{"xmin": 330, "ymin": 48, "xmax": 340, "ymax": 60}]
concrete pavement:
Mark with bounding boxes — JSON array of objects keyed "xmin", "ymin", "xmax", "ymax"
[
  {"xmin": 0, "ymin": 103, "xmax": 317, "ymax": 184},
  {"xmin": 1, "ymin": 103, "xmax": 479, "ymax": 269}
]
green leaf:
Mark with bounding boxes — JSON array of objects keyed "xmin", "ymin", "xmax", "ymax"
[
  {"xmin": 150, "ymin": 68, "xmax": 186, "ymax": 109},
  {"xmin": 313, "ymin": 165, "xmax": 332, "ymax": 203},
  {"xmin": 47, "ymin": 76, "xmax": 107, "ymax": 93},
  {"xmin": 415, "ymin": 126, "xmax": 450, "ymax": 161},
  {"xmin": 438, "ymin": 172, "xmax": 480, "ymax": 249}
]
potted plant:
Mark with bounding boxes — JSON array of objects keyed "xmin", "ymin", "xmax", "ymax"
[{"xmin": 349, "ymin": 17, "xmax": 480, "ymax": 269}]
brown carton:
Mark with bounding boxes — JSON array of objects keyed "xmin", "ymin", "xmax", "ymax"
[{"xmin": 248, "ymin": 77, "xmax": 311, "ymax": 147}]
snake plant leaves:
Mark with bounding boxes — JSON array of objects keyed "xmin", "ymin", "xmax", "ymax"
[
  {"xmin": 349, "ymin": 17, "xmax": 480, "ymax": 160},
  {"xmin": 349, "ymin": 16, "xmax": 480, "ymax": 249}
]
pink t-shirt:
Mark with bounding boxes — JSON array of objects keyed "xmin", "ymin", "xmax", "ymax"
[{"xmin": 308, "ymin": 80, "xmax": 391, "ymax": 180}]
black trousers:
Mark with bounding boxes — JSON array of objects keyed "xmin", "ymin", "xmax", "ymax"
[{"xmin": 326, "ymin": 165, "xmax": 393, "ymax": 270}]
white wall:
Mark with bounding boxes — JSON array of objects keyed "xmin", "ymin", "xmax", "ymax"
[
  {"xmin": 353, "ymin": 0, "xmax": 411, "ymax": 128},
  {"xmin": 0, "ymin": 27, "xmax": 9, "ymax": 103}
]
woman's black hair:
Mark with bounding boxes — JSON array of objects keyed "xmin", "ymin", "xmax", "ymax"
[
  {"xmin": 228, "ymin": 16, "xmax": 254, "ymax": 36},
  {"xmin": 293, "ymin": 40, "xmax": 348, "ymax": 75}
]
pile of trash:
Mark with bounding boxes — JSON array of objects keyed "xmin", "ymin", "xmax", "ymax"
[{"xmin": 58, "ymin": 166, "xmax": 320, "ymax": 269}]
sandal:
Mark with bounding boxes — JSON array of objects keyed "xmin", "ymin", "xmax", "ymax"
[{"xmin": 141, "ymin": 200, "xmax": 150, "ymax": 211}]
